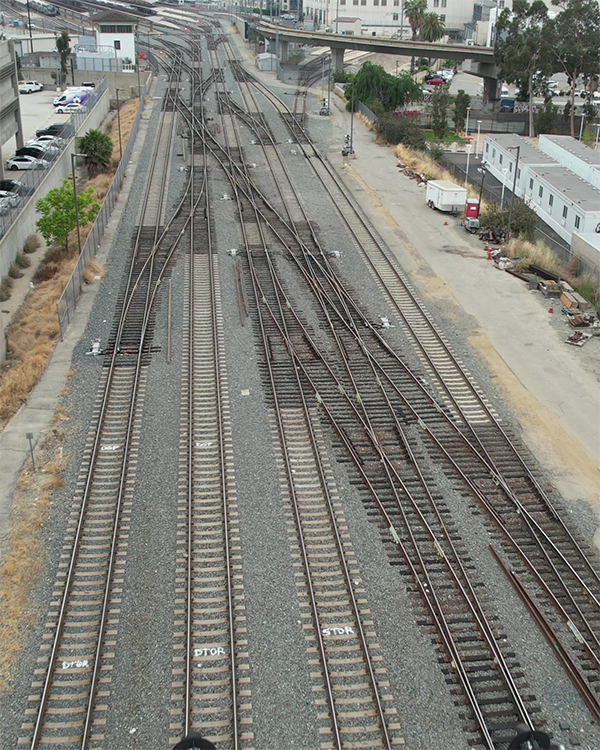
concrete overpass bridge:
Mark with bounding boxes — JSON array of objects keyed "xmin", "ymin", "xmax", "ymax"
[{"xmin": 250, "ymin": 20, "xmax": 500, "ymax": 99}]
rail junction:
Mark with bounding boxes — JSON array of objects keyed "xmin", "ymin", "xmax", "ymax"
[{"xmin": 5, "ymin": 10, "xmax": 600, "ymax": 750}]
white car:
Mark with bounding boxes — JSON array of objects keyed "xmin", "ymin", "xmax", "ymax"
[
  {"xmin": 0, "ymin": 190, "xmax": 20, "ymax": 208},
  {"xmin": 439, "ymin": 68, "xmax": 454, "ymax": 82},
  {"xmin": 19, "ymin": 80, "xmax": 43, "ymax": 94},
  {"xmin": 26, "ymin": 135, "xmax": 62, "ymax": 149},
  {"xmin": 5, "ymin": 155, "xmax": 49, "ymax": 171},
  {"xmin": 55, "ymin": 102, "xmax": 82, "ymax": 114}
]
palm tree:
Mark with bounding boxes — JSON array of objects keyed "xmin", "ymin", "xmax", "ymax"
[
  {"xmin": 420, "ymin": 12, "xmax": 446, "ymax": 42},
  {"xmin": 404, "ymin": 0, "xmax": 427, "ymax": 40},
  {"xmin": 78, "ymin": 129, "xmax": 113, "ymax": 177}
]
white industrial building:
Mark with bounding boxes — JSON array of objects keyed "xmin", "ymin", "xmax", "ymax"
[
  {"xmin": 302, "ymin": 0, "xmax": 501, "ymax": 38},
  {"xmin": 483, "ymin": 133, "xmax": 600, "ymax": 257},
  {"xmin": 77, "ymin": 11, "xmax": 138, "ymax": 71}
]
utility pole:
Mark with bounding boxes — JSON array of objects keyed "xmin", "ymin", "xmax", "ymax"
[{"xmin": 506, "ymin": 145, "xmax": 520, "ymax": 242}]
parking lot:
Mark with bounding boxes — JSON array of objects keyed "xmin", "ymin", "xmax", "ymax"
[{"xmin": 3, "ymin": 86, "xmax": 71, "ymax": 160}]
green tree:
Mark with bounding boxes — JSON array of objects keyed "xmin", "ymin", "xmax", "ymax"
[
  {"xmin": 36, "ymin": 179, "xmax": 100, "ymax": 253},
  {"xmin": 550, "ymin": 0, "xmax": 600, "ymax": 137},
  {"xmin": 420, "ymin": 12, "xmax": 445, "ymax": 42},
  {"xmin": 345, "ymin": 62, "xmax": 423, "ymax": 112},
  {"xmin": 480, "ymin": 196, "xmax": 539, "ymax": 241},
  {"xmin": 404, "ymin": 0, "xmax": 427, "ymax": 40},
  {"xmin": 431, "ymin": 84, "xmax": 450, "ymax": 141},
  {"xmin": 495, "ymin": 0, "xmax": 553, "ymax": 136},
  {"xmin": 78, "ymin": 129, "xmax": 114, "ymax": 176},
  {"xmin": 56, "ymin": 30, "xmax": 71, "ymax": 85},
  {"xmin": 374, "ymin": 113, "xmax": 427, "ymax": 150},
  {"xmin": 533, "ymin": 99, "xmax": 558, "ymax": 133},
  {"xmin": 453, "ymin": 89, "xmax": 471, "ymax": 133}
]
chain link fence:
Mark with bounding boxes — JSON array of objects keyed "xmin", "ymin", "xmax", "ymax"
[
  {"xmin": 56, "ymin": 85, "xmax": 147, "ymax": 339},
  {"xmin": 0, "ymin": 79, "xmax": 108, "ymax": 240}
]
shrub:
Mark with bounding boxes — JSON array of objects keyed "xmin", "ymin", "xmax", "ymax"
[
  {"xmin": 428, "ymin": 144, "xmax": 445, "ymax": 161},
  {"xmin": 375, "ymin": 112, "xmax": 427, "ymax": 150},
  {"xmin": 480, "ymin": 197, "xmax": 539, "ymax": 242},
  {"xmin": 0, "ymin": 276, "xmax": 13, "ymax": 301},
  {"xmin": 15, "ymin": 253, "xmax": 31, "ymax": 270},
  {"xmin": 8, "ymin": 263, "xmax": 23, "ymax": 280},
  {"xmin": 23, "ymin": 235, "xmax": 41, "ymax": 254}
]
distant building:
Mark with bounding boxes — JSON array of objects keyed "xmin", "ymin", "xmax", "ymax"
[{"xmin": 77, "ymin": 11, "xmax": 138, "ymax": 72}]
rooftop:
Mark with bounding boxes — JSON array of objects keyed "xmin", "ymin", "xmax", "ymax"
[
  {"xmin": 92, "ymin": 11, "xmax": 138, "ymax": 23},
  {"xmin": 538, "ymin": 134, "xmax": 600, "ymax": 169},
  {"xmin": 528, "ymin": 165, "xmax": 600, "ymax": 211},
  {"xmin": 485, "ymin": 133, "xmax": 557, "ymax": 165},
  {"xmin": 333, "ymin": 17, "xmax": 362, "ymax": 22}
]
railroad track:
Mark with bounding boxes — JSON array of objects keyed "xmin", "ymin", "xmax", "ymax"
[
  {"xmin": 175, "ymin": 25, "xmax": 600, "ymax": 745},
  {"xmin": 18, "ymin": 60, "xmax": 189, "ymax": 750}
]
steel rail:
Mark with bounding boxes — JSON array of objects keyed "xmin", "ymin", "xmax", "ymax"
[
  {"xmin": 197, "ymin": 47, "xmax": 531, "ymax": 748},
  {"xmin": 28, "ymin": 59, "xmax": 187, "ymax": 750}
]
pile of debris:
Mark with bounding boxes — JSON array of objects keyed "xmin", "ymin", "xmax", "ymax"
[
  {"xmin": 396, "ymin": 162, "xmax": 428, "ymax": 185},
  {"xmin": 479, "ymin": 225, "xmax": 506, "ymax": 244}
]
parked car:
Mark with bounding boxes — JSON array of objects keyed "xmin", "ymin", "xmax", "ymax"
[
  {"xmin": 55, "ymin": 102, "xmax": 82, "ymax": 114},
  {"xmin": 5, "ymin": 155, "xmax": 49, "ymax": 171},
  {"xmin": 439, "ymin": 68, "xmax": 454, "ymax": 82},
  {"xmin": 16, "ymin": 144, "xmax": 60, "ymax": 161},
  {"xmin": 424, "ymin": 76, "xmax": 445, "ymax": 86},
  {"xmin": 81, "ymin": 81, "xmax": 96, "ymax": 88},
  {"xmin": 0, "ymin": 179, "xmax": 35, "ymax": 197},
  {"xmin": 0, "ymin": 190, "xmax": 20, "ymax": 209},
  {"xmin": 19, "ymin": 80, "xmax": 43, "ymax": 93},
  {"xmin": 26, "ymin": 135, "xmax": 62, "ymax": 149},
  {"xmin": 36, "ymin": 122, "xmax": 73, "ymax": 139}
]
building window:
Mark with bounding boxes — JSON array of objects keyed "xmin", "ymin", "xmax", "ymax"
[
  {"xmin": 441, "ymin": 0, "xmax": 446, "ymax": 6},
  {"xmin": 361, "ymin": 0, "xmax": 366, "ymax": 4},
  {"xmin": 394, "ymin": 0, "xmax": 399, "ymax": 4},
  {"xmin": 529, "ymin": 178, "xmax": 533, "ymax": 190},
  {"xmin": 393, "ymin": 12, "xmax": 398, "ymax": 19},
  {"xmin": 114, "ymin": 40, "xmax": 121, "ymax": 50},
  {"xmin": 509, "ymin": 162, "xmax": 512, "ymax": 172},
  {"xmin": 517, "ymin": 168, "xmax": 521, "ymax": 180},
  {"xmin": 492, "ymin": 148, "xmax": 496, "ymax": 158},
  {"xmin": 538, "ymin": 185, "xmax": 543, "ymax": 198},
  {"xmin": 549, "ymin": 194, "xmax": 553, "ymax": 206},
  {"xmin": 575, "ymin": 215, "xmax": 581, "ymax": 229},
  {"xmin": 440, "ymin": 14, "xmax": 445, "ymax": 20},
  {"xmin": 381, "ymin": 0, "xmax": 387, "ymax": 5},
  {"xmin": 562, "ymin": 205, "xmax": 568, "ymax": 219},
  {"xmin": 100, "ymin": 24, "xmax": 132, "ymax": 33},
  {"xmin": 499, "ymin": 154, "xmax": 503, "ymax": 164},
  {"xmin": 485, "ymin": 142, "xmax": 489, "ymax": 153},
  {"xmin": 433, "ymin": 0, "xmax": 439, "ymax": 6}
]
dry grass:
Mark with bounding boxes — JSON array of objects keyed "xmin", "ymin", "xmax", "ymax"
[
  {"xmin": 392, "ymin": 143, "xmax": 481, "ymax": 199},
  {"xmin": 109, "ymin": 98, "xmax": 139, "ymax": 169},
  {"xmin": 0, "ymin": 428, "xmax": 69, "ymax": 692}
]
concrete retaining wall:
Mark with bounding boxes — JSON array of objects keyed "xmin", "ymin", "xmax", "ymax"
[{"xmin": 0, "ymin": 86, "xmax": 110, "ymax": 282}]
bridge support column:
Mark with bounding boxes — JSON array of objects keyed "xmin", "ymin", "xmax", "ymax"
[
  {"xmin": 279, "ymin": 39, "xmax": 289, "ymax": 63},
  {"xmin": 483, "ymin": 76, "xmax": 498, "ymax": 108},
  {"xmin": 330, "ymin": 46, "xmax": 345, "ymax": 72}
]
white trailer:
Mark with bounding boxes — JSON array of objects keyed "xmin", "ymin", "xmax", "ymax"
[{"xmin": 426, "ymin": 180, "xmax": 468, "ymax": 213}]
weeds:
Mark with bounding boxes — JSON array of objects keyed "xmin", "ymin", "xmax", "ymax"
[
  {"xmin": 8, "ymin": 263, "xmax": 23, "ymax": 280},
  {"xmin": 23, "ymin": 235, "xmax": 41, "ymax": 254},
  {"xmin": 15, "ymin": 252, "xmax": 31, "ymax": 270},
  {"xmin": 0, "ymin": 276, "xmax": 13, "ymax": 302}
]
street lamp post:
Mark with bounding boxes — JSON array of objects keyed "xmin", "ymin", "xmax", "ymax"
[
  {"xmin": 115, "ymin": 88, "xmax": 123, "ymax": 160},
  {"xmin": 477, "ymin": 162, "xmax": 487, "ymax": 204},
  {"xmin": 350, "ymin": 84, "xmax": 355, "ymax": 154},
  {"xmin": 476, "ymin": 120, "xmax": 482, "ymax": 158},
  {"xmin": 135, "ymin": 24, "xmax": 141, "ymax": 98},
  {"xmin": 465, "ymin": 106, "xmax": 471, "ymax": 139},
  {"xmin": 500, "ymin": 167, "xmax": 508, "ymax": 210},
  {"xmin": 595, "ymin": 123, "xmax": 600, "ymax": 150},
  {"xmin": 466, "ymin": 143, "xmax": 472, "ymax": 179},
  {"xmin": 71, "ymin": 153, "xmax": 87, "ymax": 256},
  {"xmin": 507, "ymin": 145, "xmax": 521, "ymax": 242},
  {"xmin": 578, "ymin": 112, "xmax": 586, "ymax": 141}
]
